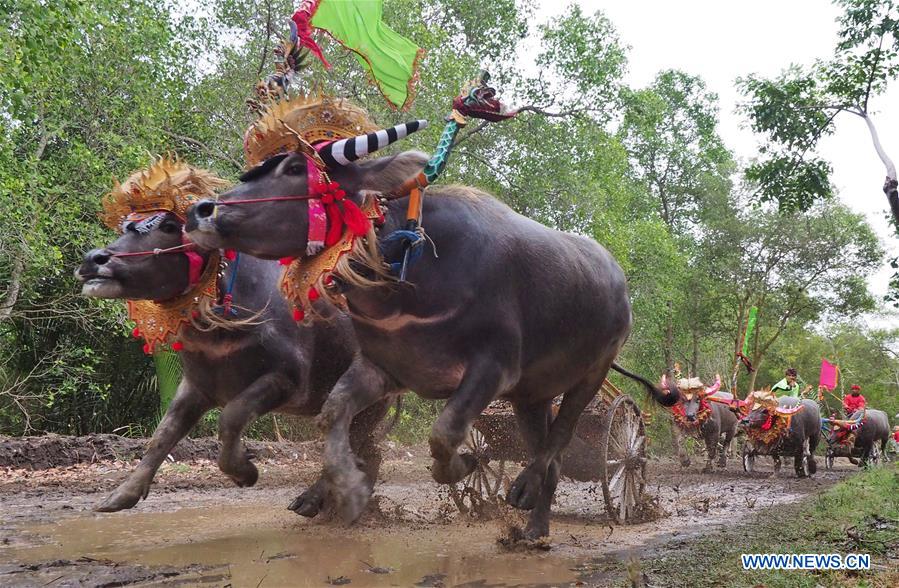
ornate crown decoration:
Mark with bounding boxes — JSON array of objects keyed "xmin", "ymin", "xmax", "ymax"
[
  {"xmin": 243, "ymin": 93, "xmax": 378, "ymax": 167},
  {"xmin": 101, "ymin": 157, "xmax": 229, "ymax": 230}
]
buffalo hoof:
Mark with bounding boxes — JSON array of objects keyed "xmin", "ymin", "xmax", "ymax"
[
  {"xmin": 524, "ymin": 518, "xmax": 550, "ymax": 540},
  {"xmin": 679, "ymin": 457, "xmax": 691, "ymax": 468},
  {"xmin": 332, "ymin": 467, "xmax": 371, "ymax": 524},
  {"xmin": 288, "ymin": 487, "xmax": 325, "ymax": 518},
  {"xmin": 507, "ymin": 469, "xmax": 543, "ymax": 511},
  {"xmin": 95, "ymin": 479, "xmax": 150, "ymax": 512},
  {"xmin": 808, "ymin": 457, "xmax": 817, "ymax": 475},
  {"xmin": 717, "ymin": 457, "xmax": 728, "ymax": 469},
  {"xmin": 702, "ymin": 463, "xmax": 713, "ymax": 474},
  {"xmin": 222, "ymin": 459, "xmax": 259, "ymax": 488},
  {"xmin": 431, "ymin": 452, "xmax": 478, "ymax": 485}
]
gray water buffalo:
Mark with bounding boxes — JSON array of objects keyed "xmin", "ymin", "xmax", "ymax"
[
  {"xmin": 76, "ymin": 161, "xmax": 387, "ymax": 515},
  {"xmin": 664, "ymin": 375, "xmax": 738, "ymax": 472},
  {"xmin": 185, "ymin": 137, "xmax": 678, "ymax": 539},
  {"xmin": 740, "ymin": 393, "xmax": 820, "ymax": 477},
  {"xmin": 828, "ymin": 408, "xmax": 890, "ymax": 467}
]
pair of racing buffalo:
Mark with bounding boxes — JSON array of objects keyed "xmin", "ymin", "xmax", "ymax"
[{"xmin": 78, "ymin": 127, "xmax": 678, "ymax": 539}]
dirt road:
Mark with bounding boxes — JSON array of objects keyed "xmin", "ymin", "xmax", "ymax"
[{"xmin": 0, "ymin": 436, "xmax": 858, "ymax": 587}]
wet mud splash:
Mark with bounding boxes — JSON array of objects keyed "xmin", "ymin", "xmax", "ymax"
[
  {"xmin": 0, "ymin": 440, "xmax": 858, "ymax": 587},
  {"xmin": 2, "ymin": 503, "xmax": 578, "ymax": 586}
]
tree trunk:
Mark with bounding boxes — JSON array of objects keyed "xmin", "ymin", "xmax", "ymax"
[
  {"xmin": 0, "ymin": 255, "xmax": 25, "ymax": 323},
  {"xmin": 664, "ymin": 300, "xmax": 674, "ymax": 375},
  {"xmin": 691, "ymin": 328, "xmax": 699, "ymax": 377},
  {"xmin": 861, "ymin": 113, "xmax": 899, "ymax": 228}
]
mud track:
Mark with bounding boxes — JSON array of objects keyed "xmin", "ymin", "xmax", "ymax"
[{"xmin": 0, "ymin": 436, "xmax": 858, "ymax": 587}]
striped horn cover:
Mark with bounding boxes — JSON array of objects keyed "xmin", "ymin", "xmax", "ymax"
[{"xmin": 319, "ymin": 120, "xmax": 429, "ymax": 167}]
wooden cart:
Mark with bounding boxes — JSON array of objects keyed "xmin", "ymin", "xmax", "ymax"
[{"xmin": 450, "ymin": 379, "xmax": 649, "ymax": 524}]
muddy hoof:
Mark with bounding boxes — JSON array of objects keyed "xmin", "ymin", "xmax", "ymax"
[
  {"xmin": 808, "ymin": 458, "xmax": 817, "ymax": 475},
  {"xmin": 506, "ymin": 469, "xmax": 542, "ymax": 511},
  {"xmin": 224, "ymin": 461, "xmax": 259, "ymax": 488},
  {"xmin": 94, "ymin": 481, "xmax": 148, "ymax": 512},
  {"xmin": 332, "ymin": 468, "xmax": 371, "ymax": 524},
  {"xmin": 431, "ymin": 452, "xmax": 478, "ymax": 485},
  {"xmin": 288, "ymin": 489, "xmax": 324, "ymax": 518}
]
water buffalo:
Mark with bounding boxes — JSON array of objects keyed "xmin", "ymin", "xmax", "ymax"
[
  {"xmin": 185, "ymin": 133, "xmax": 678, "ymax": 539},
  {"xmin": 739, "ymin": 394, "xmax": 820, "ymax": 477},
  {"xmin": 828, "ymin": 409, "xmax": 890, "ymax": 467},
  {"xmin": 76, "ymin": 161, "xmax": 388, "ymax": 515},
  {"xmin": 664, "ymin": 375, "xmax": 738, "ymax": 472}
]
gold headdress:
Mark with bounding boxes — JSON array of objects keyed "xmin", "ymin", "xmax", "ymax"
[
  {"xmin": 243, "ymin": 93, "xmax": 378, "ymax": 168},
  {"xmin": 99, "ymin": 156, "xmax": 229, "ymax": 354},
  {"xmin": 101, "ymin": 156, "xmax": 229, "ymax": 230}
]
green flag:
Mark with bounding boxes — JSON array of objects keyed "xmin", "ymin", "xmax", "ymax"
[
  {"xmin": 741, "ymin": 306, "xmax": 758, "ymax": 357},
  {"xmin": 294, "ymin": 0, "xmax": 423, "ymax": 110}
]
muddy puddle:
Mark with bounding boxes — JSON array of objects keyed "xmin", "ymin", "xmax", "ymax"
[
  {"xmin": 0, "ymin": 441, "xmax": 858, "ymax": 587},
  {"xmin": 3, "ymin": 502, "xmax": 580, "ymax": 586}
]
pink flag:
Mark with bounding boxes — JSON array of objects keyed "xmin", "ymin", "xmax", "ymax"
[{"xmin": 819, "ymin": 359, "xmax": 838, "ymax": 390}]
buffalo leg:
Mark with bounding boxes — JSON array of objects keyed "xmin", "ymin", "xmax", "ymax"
[
  {"xmin": 719, "ymin": 427, "xmax": 735, "ymax": 468},
  {"xmin": 218, "ymin": 373, "xmax": 291, "ymax": 487},
  {"xmin": 318, "ymin": 356, "xmax": 398, "ymax": 523},
  {"xmin": 290, "ymin": 398, "xmax": 390, "ymax": 518},
  {"xmin": 702, "ymin": 422, "xmax": 720, "ymax": 473},
  {"xmin": 672, "ymin": 425, "xmax": 691, "ymax": 467},
  {"xmin": 96, "ymin": 382, "xmax": 211, "ymax": 512},
  {"xmin": 508, "ymin": 368, "xmax": 607, "ymax": 513},
  {"xmin": 512, "ymin": 398, "xmax": 558, "ymax": 539},
  {"xmin": 429, "ymin": 358, "xmax": 513, "ymax": 485}
]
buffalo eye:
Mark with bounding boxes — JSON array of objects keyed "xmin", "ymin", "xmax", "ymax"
[
  {"xmin": 285, "ymin": 161, "xmax": 306, "ymax": 176},
  {"xmin": 159, "ymin": 221, "xmax": 181, "ymax": 234}
]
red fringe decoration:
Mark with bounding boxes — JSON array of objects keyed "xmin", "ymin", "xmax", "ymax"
[
  {"xmin": 341, "ymin": 199, "xmax": 372, "ymax": 237},
  {"xmin": 279, "ymin": 256, "xmax": 296, "ymax": 266},
  {"xmin": 171, "ymin": 341, "xmax": 184, "ymax": 352},
  {"xmin": 132, "ymin": 327, "xmax": 141, "ymax": 338},
  {"xmin": 224, "ymin": 249, "xmax": 237, "ymax": 261},
  {"xmin": 292, "ymin": 308, "xmax": 305, "ymax": 322},
  {"xmin": 324, "ymin": 202, "xmax": 343, "ymax": 246},
  {"xmin": 761, "ymin": 412, "xmax": 773, "ymax": 431}
]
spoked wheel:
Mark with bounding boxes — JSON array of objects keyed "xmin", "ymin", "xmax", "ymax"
[
  {"xmin": 448, "ymin": 428, "xmax": 509, "ymax": 515},
  {"xmin": 599, "ymin": 395, "xmax": 647, "ymax": 524}
]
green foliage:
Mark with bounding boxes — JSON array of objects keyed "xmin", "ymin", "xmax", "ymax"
[{"xmin": 0, "ymin": 0, "xmax": 894, "ymax": 444}]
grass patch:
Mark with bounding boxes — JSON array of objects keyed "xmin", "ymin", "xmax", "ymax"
[{"xmin": 596, "ymin": 465, "xmax": 899, "ymax": 587}]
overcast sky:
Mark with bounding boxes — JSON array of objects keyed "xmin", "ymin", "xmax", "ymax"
[{"xmin": 536, "ymin": 1, "xmax": 899, "ymax": 322}]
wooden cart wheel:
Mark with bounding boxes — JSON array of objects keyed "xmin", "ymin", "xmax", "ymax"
[
  {"xmin": 599, "ymin": 395, "xmax": 646, "ymax": 524},
  {"xmin": 448, "ymin": 427, "xmax": 509, "ymax": 514}
]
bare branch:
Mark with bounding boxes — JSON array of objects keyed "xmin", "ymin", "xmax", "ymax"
[{"xmin": 158, "ymin": 129, "xmax": 243, "ymax": 170}]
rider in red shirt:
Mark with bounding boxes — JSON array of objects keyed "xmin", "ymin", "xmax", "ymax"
[{"xmin": 843, "ymin": 385, "xmax": 866, "ymax": 415}]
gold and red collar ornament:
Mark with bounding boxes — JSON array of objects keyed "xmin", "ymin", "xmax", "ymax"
[{"xmin": 101, "ymin": 157, "xmax": 228, "ymax": 354}]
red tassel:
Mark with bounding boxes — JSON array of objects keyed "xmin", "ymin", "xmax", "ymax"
[
  {"xmin": 132, "ymin": 327, "xmax": 141, "ymax": 338},
  {"xmin": 291, "ymin": 8, "xmax": 331, "ymax": 69},
  {"xmin": 761, "ymin": 413, "xmax": 773, "ymax": 431},
  {"xmin": 279, "ymin": 256, "xmax": 296, "ymax": 266},
  {"xmin": 191, "ymin": 309, "xmax": 200, "ymax": 319},
  {"xmin": 324, "ymin": 202, "xmax": 343, "ymax": 246},
  {"xmin": 341, "ymin": 200, "xmax": 372, "ymax": 237},
  {"xmin": 292, "ymin": 308, "xmax": 305, "ymax": 322},
  {"xmin": 172, "ymin": 341, "xmax": 184, "ymax": 352},
  {"xmin": 308, "ymin": 287, "xmax": 319, "ymax": 301},
  {"xmin": 142, "ymin": 343, "xmax": 152, "ymax": 355},
  {"xmin": 224, "ymin": 249, "xmax": 237, "ymax": 261}
]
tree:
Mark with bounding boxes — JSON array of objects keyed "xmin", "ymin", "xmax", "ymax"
[
  {"xmin": 739, "ymin": 0, "xmax": 899, "ymax": 224},
  {"xmin": 707, "ymin": 200, "xmax": 882, "ymax": 391}
]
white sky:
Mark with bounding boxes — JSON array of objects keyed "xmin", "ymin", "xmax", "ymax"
[{"xmin": 537, "ymin": 1, "xmax": 899, "ymax": 324}]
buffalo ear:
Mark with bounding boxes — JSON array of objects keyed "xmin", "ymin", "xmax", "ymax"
[{"xmin": 349, "ymin": 150, "xmax": 428, "ymax": 195}]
